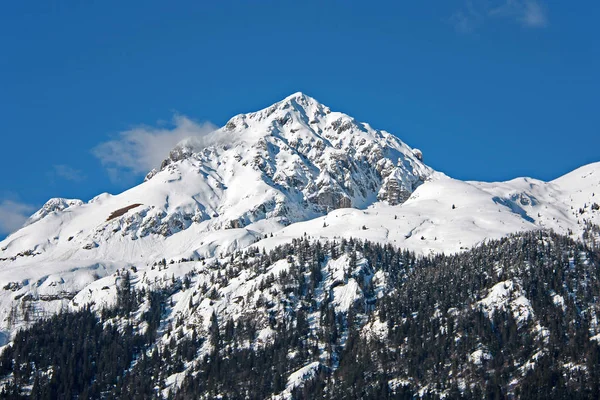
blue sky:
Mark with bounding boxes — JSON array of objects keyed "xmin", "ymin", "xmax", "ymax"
[{"xmin": 1, "ymin": 1, "xmax": 599, "ymax": 235}]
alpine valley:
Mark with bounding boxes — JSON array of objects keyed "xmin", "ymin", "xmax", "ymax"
[{"xmin": 1, "ymin": 93, "xmax": 600, "ymax": 399}]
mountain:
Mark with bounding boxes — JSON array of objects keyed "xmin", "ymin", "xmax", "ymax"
[
  {"xmin": 0, "ymin": 93, "xmax": 599, "ymax": 332},
  {"xmin": 0, "ymin": 92, "xmax": 434, "ymax": 333},
  {"xmin": 0, "ymin": 93, "xmax": 599, "ymax": 398},
  {"xmin": 0, "ymin": 92, "xmax": 430, "ymax": 265}
]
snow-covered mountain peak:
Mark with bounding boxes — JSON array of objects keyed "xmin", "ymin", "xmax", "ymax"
[
  {"xmin": 159, "ymin": 92, "xmax": 406, "ymax": 167},
  {"xmin": 1, "ymin": 93, "xmax": 433, "ymax": 275},
  {"xmin": 273, "ymin": 91, "xmax": 327, "ymax": 112},
  {"xmin": 25, "ymin": 198, "xmax": 84, "ymax": 226},
  {"xmin": 152, "ymin": 92, "xmax": 333, "ymax": 171},
  {"xmin": 151, "ymin": 93, "xmax": 433, "ymax": 216},
  {"xmin": 280, "ymin": 90, "xmax": 318, "ymax": 104},
  {"xmin": 240, "ymin": 91, "xmax": 331, "ymax": 126}
]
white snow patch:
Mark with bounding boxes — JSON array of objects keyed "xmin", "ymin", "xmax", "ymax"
[
  {"xmin": 478, "ymin": 280, "xmax": 534, "ymax": 325},
  {"xmin": 273, "ymin": 361, "xmax": 321, "ymax": 399},
  {"xmin": 469, "ymin": 348, "xmax": 492, "ymax": 365}
]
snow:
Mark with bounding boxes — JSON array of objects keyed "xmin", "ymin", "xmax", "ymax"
[
  {"xmin": 520, "ymin": 350, "xmax": 545, "ymax": 373},
  {"xmin": 258, "ymin": 174, "xmax": 541, "ymax": 255},
  {"xmin": 0, "ymin": 92, "xmax": 599, "ymax": 341},
  {"xmin": 362, "ymin": 318, "xmax": 389, "ymax": 342},
  {"xmin": 332, "ymin": 279, "xmax": 360, "ymax": 313},
  {"xmin": 286, "ymin": 361, "xmax": 321, "ymax": 388},
  {"xmin": 478, "ymin": 280, "xmax": 534, "ymax": 325},
  {"xmin": 257, "ymin": 163, "xmax": 600, "ymax": 256},
  {"xmin": 256, "ymin": 326, "xmax": 276, "ymax": 346},
  {"xmin": 0, "ymin": 92, "xmax": 430, "ymax": 270},
  {"xmin": 388, "ymin": 378, "xmax": 412, "ymax": 391},
  {"xmin": 273, "ymin": 361, "xmax": 322, "ymax": 399},
  {"xmin": 469, "ymin": 348, "xmax": 492, "ymax": 365},
  {"xmin": 552, "ymin": 293, "xmax": 566, "ymax": 310},
  {"xmin": 25, "ymin": 198, "xmax": 84, "ymax": 226}
]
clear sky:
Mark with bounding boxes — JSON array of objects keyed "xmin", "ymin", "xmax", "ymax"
[{"xmin": 1, "ymin": 1, "xmax": 599, "ymax": 236}]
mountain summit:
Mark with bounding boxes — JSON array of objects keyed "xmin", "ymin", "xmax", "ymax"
[{"xmin": 150, "ymin": 91, "xmax": 431, "ymax": 212}]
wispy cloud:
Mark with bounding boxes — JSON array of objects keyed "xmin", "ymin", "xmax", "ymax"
[
  {"xmin": 449, "ymin": 0, "xmax": 484, "ymax": 34},
  {"xmin": 52, "ymin": 164, "xmax": 86, "ymax": 182},
  {"xmin": 490, "ymin": 0, "xmax": 548, "ymax": 27},
  {"xmin": 451, "ymin": 0, "xmax": 548, "ymax": 33},
  {"xmin": 521, "ymin": 2, "xmax": 548, "ymax": 27},
  {"xmin": 0, "ymin": 200, "xmax": 36, "ymax": 236},
  {"xmin": 92, "ymin": 115, "xmax": 217, "ymax": 179}
]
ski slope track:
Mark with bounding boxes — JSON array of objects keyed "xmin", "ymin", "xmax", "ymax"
[{"xmin": 0, "ymin": 92, "xmax": 599, "ymax": 340}]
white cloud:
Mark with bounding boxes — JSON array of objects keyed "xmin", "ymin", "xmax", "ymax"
[
  {"xmin": 520, "ymin": 1, "xmax": 548, "ymax": 27},
  {"xmin": 0, "ymin": 200, "xmax": 36, "ymax": 236},
  {"xmin": 52, "ymin": 164, "xmax": 86, "ymax": 182},
  {"xmin": 92, "ymin": 115, "xmax": 217, "ymax": 178},
  {"xmin": 451, "ymin": 0, "xmax": 548, "ymax": 32},
  {"xmin": 450, "ymin": 0, "xmax": 484, "ymax": 34}
]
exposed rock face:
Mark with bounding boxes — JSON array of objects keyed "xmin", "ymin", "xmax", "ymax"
[
  {"xmin": 310, "ymin": 187, "xmax": 352, "ymax": 210},
  {"xmin": 95, "ymin": 206, "xmax": 200, "ymax": 240},
  {"xmin": 378, "ymin": 176, "xmax": 412, "ymax": 205},
  {"xmin": 412, "ymin": 148, "xmax": 423, "ymax": 161},
  {"xmin": 377, "ymin": 166, "xmax": 426, "ymax": 205},
  {"xmin": 144, "ymin": 169, "xmax": 158, "ymax": 181}
]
